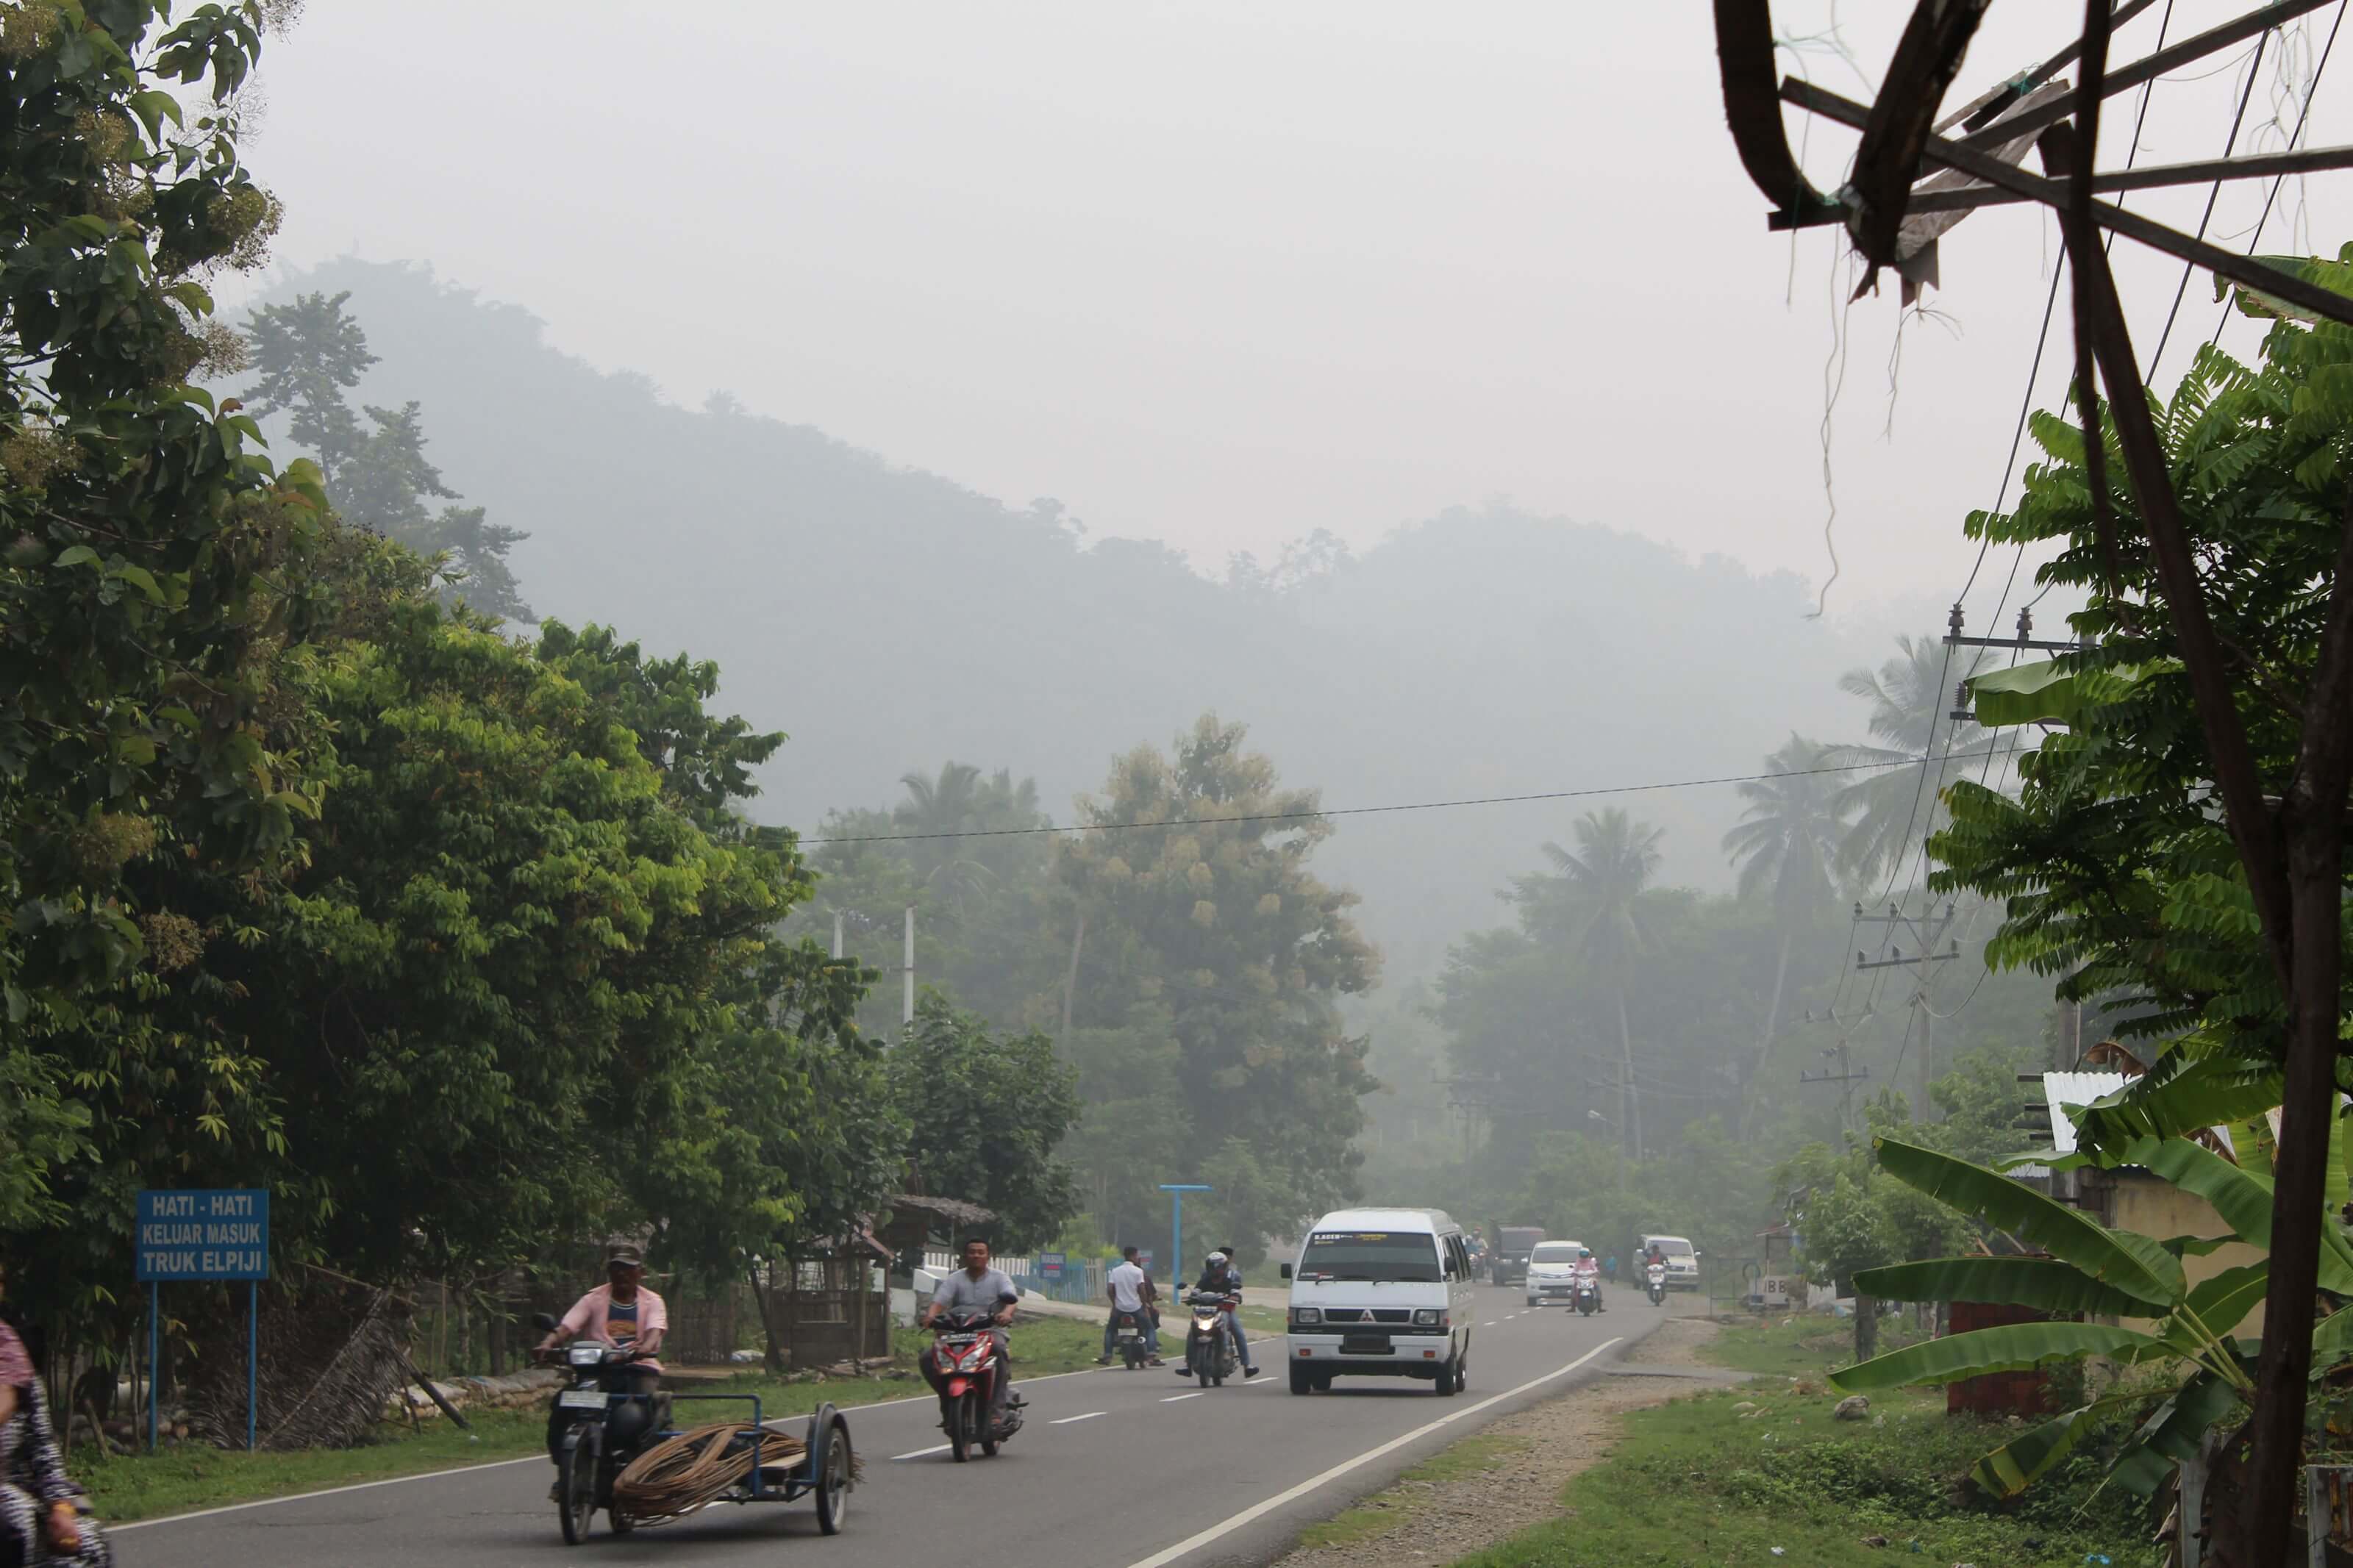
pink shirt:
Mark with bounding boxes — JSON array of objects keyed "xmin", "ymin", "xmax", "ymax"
[{"xmin": 559, "ymin": 1284, "xmax": 668, "ymax": 1372}]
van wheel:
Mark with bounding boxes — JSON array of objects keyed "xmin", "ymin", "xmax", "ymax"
[
  {"xmin": 1433, "ymin": 1358, "xmax": 1457, "ymax": 1397},
  {"xmin": 1289, "ymin": 1366, "xmax": 1312, "ymax": 1395}
]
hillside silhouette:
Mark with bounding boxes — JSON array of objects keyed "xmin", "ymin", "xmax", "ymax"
[{"xmin": 250, "ymin": 259, "xmax": 1898, "ymax": 973}]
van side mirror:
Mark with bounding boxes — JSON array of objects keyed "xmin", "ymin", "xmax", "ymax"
[{"xmin": 1279, "ymin": 1262, "xmax": 1293, "ymax": 1281}]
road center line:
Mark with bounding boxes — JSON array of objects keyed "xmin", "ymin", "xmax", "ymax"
[
  {"xmin": 1050, "ymin": 1411, "xmax": 1106, "ymax": 1425},
  {"xmin": 1161, "ymin": 1391, "xmax": 1204, "ymax": 1403},
  {"xmin": 1120, "ymin": 1336, "xmax": 1624, "ymax": 1568},
  {"xmin": 891, "ymin": 1443, "xmax": 952, "ymax": 1461}
]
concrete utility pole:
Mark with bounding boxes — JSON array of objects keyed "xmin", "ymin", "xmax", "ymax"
[
  {"xmin": 902, "ymin": 905, "xmax": 915, "ymax": 1036},
  {"xmin": 1801, "ymin": 1042, "xmax": 1871, "ymax": 1136},
  {"xmin": 1854, "ymin": 902, "xmax": 1960, "ymax": 1120},
  {"xmin": 831, "ymin": 912, "xmax": 843, "ymax": 961}
]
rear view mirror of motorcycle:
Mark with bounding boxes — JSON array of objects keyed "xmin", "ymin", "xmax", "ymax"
[
  {"xmin": 996, "ymin": 1290, "xmax": 1020, "ymax": 1306},
  {"xmin": 531, "ymin": 1312, "xmax": 560, "ymax": 1334}
]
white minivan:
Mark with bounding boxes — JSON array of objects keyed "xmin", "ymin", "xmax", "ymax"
[{"xmin": 1279, "ymin": 1208, "xmax": 1476, "ymax": 1396}]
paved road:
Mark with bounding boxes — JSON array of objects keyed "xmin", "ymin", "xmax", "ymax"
[{"xmin": 115, "ymin": 1284, "xmax": 1693, "ymax": 1568}]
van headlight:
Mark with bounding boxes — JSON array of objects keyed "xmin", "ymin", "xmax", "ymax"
[
  {"xmin": 1413, "ymin": 1309, "xmax": 1443, "ymax": 1326},
  {"xmin": 1292, "ymin": 1307, "xmax": 1321, "ymax": 1325}
]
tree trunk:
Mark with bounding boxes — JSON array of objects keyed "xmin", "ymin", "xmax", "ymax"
[
  {"xmin": 1617, "ymin": 986, "xmax": 1643, "ymax": 1163},
  {"xmin": 1060, "ymin": 904, "xmax": 1087, "ymax": 1040},
  {"xmin": 1854, "ymin": 1294, "xmax": 1878, "ymax": 1364},
  {"xmin": 1741, "ymin": 925, "xmax": 1793, "ymax": 1136},
  {"xmin": 748, "ymin": 1261, "xmax": 786, "ymax": 1376}
]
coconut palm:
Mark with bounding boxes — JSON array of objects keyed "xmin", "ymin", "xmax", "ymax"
[
  {"xmin": 1821, "ymin": 634, "xmax": 1989, "ymax": 887},
  {"xmin": 1723, "ymin": 734, "xmax": 1849, "ymax": 1123},
  {"xmin": 895, "ymin": 762, "xmax": 992, "ymax": 909},
  {"xmin": 1536, "ymin": 809, "xmax": 1665, "ymax": 1159}
]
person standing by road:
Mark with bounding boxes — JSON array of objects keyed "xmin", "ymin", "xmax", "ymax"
[{"xmin": 1099, "ymin": 1245, "xmax": 1163, "ymax": 1365}]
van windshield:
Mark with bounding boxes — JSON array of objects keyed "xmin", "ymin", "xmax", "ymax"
[
  {"xmin": 1299, "ymin": 1231, "xmax": 1443, "ymax": 1283},
  {"xmin": 1647, "ymin": 1237, "xmax": 1694, "ymax": 1256},
  {"xmin": 1529, "ymin": 1244, "xmax": 1582, "ymax": 1263}
]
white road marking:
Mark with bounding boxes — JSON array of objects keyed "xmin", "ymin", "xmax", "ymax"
[
  {"xmin": 1161, "ymin": 1392, "xmax": 1205, "ymax": 1403},
  {"xmin": 1119, "ymin": 1337, "xmax": 1625, "ymax": 1568},
  {"xmin": 1482, "ymin": 1320, "xmax": 1497, "ymax": 1327},
  {"xmin": 1051, "ymin": 1411, "xmax": 1106, "ymax": 1425},
  {"xmin": 117, "ymin": 1356, "xmax": 1140, "ymax": 1531},
  {"xmin": 891, "ymin": 1444, "xmax": 952, "ymax": 1461}
]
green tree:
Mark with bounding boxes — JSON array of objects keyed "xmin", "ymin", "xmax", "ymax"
[
  {"xmin": 1931, "ymin": 276, "xmax": 2353, "ymax": 1558},
  {"xmin": 243, "ymin": 290, "xmax": 530, "ymax": 619},
  {"xmin": 1519, "ymin": 808, "xmax": 1664, "ymax": 1159},
  {"xmin": 891, "ymin": 997, "xmax": 1082, "ymax": 1251},
  {"xmin": 1722, "ymin": 732, "xmax": 1847, "ymax": 1123},
  {"xmin": 1057, "ymin": 715, "xmax": 1381, "ymax": 1248},
  {"xmin": 1824, "ymin": 634, "xmax": 1988, "ymax": 884}
]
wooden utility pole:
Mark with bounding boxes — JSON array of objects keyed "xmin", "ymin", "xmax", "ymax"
[
  {"xmin": 1854, "ymin": 903, "xmax": 1959, "ymax": 1117},
  {"xmin": 1712, "ymin": 4, "xmax": 2353, "ymax": 1558}
]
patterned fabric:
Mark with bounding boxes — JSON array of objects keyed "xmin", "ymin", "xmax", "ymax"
[
  {"xmin": 1, "ymin": 1376, "xmax": 111, "ymax": 1566},
  {"xmin": 0, "ymin": 1327, "xmax": 29, "ymax": 1396}
]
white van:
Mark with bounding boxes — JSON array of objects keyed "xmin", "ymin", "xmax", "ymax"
[{"xmin": 1279, "ymin": 1208, "xmax": 1476, "ymax": 1396}]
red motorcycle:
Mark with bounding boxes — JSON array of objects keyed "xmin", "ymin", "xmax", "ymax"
[{"xmin": 927, "ymin": 1303, "xmax": 1024, "ymax": 1461}]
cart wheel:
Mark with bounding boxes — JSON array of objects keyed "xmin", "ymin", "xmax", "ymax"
[
  {"xmin": 814, "ymin": 1412, "xmax": 851, "ymax": 1534},
  {"xmin": 558, "ymin": 1424, "xmax": 600, "ymax": 1546}
]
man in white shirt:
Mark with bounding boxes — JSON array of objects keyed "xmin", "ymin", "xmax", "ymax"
[{"xmin": 1099, "ymin": 1245, "xmax": 1163, "ymax": 1364}]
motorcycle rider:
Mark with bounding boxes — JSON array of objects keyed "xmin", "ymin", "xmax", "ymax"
[
  {"xmin": 921, "ymin": 1238, "xmax": 1020, "ymax": 1429},
  {"xmin": 1100, "ymin": 1245, "xmax": 1163, "ymax": 1365},
  {"xmin": 1176, "ymin": 1248, "xmax": 1258, "ymax": 1379},
  {"xmin": 534, "ymin": 1245, "xmax": 668, "ymax": 1498},
  {"xmin": 1574, "ymin": 1246, "xmax": 1607, "ymax": 1312}
]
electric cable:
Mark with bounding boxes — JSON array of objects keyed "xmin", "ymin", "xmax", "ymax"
[
  {"xmin": 2208, "ymin": 0, "xmax": 2349, "ymax": 346},
  {"xmin": 2148, "ymin": 27, "xmax": 2275, "ymax": 379}
]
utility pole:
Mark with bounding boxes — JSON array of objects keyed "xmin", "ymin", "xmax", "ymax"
[
  {"xmin": 1800, "ymin": 1043, "xmax": 1871, "ymax": 1136},
  {"xmin": 902, "ymin": 904, "xmax": 915, "ymax": 1038},
  {"xmin": 1854, "ymin": 901, "xmax": 1960, "ymax": 1120},
  {"xmin": 831, "ymin": 912, "xmax": 843, "ymax": 962}
]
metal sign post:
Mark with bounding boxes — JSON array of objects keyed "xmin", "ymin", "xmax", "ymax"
[
  {"xmin": 135, "ymin": 1189, "xmax": 269, "ymax": 1451},
  {"xmin": 1157, "ymin": 1184, "xmax": 1211, "ymax": 1287}
]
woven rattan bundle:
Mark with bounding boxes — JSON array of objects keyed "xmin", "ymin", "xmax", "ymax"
[{"xmin": 611, "ymin": 1422, "xmax": 805, "ymax": 1524}]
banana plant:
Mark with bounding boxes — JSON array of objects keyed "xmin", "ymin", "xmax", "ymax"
[{"xmin": 1829, "ymin": 1135, "xmax": 2353, "ymax": 1500}]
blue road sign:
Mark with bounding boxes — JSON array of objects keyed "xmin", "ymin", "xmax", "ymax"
[{"xmin": 137, "ymin": 1189, "xmax": 269, "ymax": 1280}]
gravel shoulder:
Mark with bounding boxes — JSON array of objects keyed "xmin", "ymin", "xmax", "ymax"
[{"xmin": 1272, "ymin": 1315, "xmax": 1737, "ymax": 1568}]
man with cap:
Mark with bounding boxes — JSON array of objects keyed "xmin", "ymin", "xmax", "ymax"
[{"xmin": 535, "ymin": 1245, "xmax": 668, "ymax": 1495}]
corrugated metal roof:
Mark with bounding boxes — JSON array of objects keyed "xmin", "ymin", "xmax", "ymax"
[{"xmin": 2040, "ymin": 1072, "xmax": 2132, "ymax": 1155}]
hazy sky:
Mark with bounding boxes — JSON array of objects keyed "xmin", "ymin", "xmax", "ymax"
[{"xmin": 235, "ymin": 1, "xmax": 2353, "ymax": 628}]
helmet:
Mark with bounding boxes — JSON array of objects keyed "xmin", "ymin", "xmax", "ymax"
[
  {"xmin": 1579, "ymin": 1248, "xmax": 1592, "ymax": 1258},
  {"xmin": 1207, "ymin": 1251, "xmax": 1228, "ymax": 1265}
]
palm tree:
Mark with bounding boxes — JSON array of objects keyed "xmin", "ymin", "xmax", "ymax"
[
  {"xmin": 1821, "ymin": 634, "xmax": 1988, "ymax": 887},
  {"xmin": 1538, "ymin": 809, "xmax": 1665, "ymax": 1161},
  {"xmin": 894, "ymin": 762, "xmax": 991, "ymax": 909},
  {"xmin": 1723, "ymin": 734, "xmax": 1849, "ymax": 1127}
]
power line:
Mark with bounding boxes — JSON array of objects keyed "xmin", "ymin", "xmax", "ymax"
[
  {"xmin": 2210, "ymin": 0, "xmax": 2349, "ymax": 344},
  {"xmin": 2148, "ymin": 26, "xmax": 2274, "ymax": 379},
  {"xmin": 798, "ymin": 754, "xmax": 1998, "ymax": 845}
]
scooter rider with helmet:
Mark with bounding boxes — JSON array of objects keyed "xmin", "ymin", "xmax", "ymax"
[{"xmin": 1176, "ymin": 1248, "xmax": 1260, "ymax": 1379}]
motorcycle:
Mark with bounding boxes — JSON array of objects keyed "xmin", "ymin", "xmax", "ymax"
[
  {"xmin": 1111, "ymin": 1307, "xmax": 1151, "ymax": 1370},
  {"xmin": 1646, "ymin": 1261, "xmax": 1668, "ymax": 1306},
  {"xmin": 928, "ymin": 1295, "xmax": 1024, "ymax": 1461},
  {"xmin": 534, "ymin": 1313, "xmax": 668, "ymax": 1544},
  {"xmin": 1184, "ymin": 1289, "xmax": 1242, "ymax": 1386},
  {"xmin": 1572, "ymin": 1275, "xmax": 1602, "ymax": 1317}
]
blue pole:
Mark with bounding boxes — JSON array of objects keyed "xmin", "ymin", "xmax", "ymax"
[
  {"xmin": 247, "ymin": 1280, "xmax": 259, "ymax": 1451},
  {"xmin": 147, "ymin": 1281, "xmax": 159, "ymax": 1452},
  {"xmin": 1172, "ymin": 1192, "xmax": 1183, "ymax": 1289}
]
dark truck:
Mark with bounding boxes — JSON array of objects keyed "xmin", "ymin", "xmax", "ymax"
[{"xmin": 1489, "ymin": 1226, "xmax": 1547, "ymax": 1288}]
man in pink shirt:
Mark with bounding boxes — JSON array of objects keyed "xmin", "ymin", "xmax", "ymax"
[{"xmin": 535, "ymin": 1245, "xmax": 668, "ymax": 1487}]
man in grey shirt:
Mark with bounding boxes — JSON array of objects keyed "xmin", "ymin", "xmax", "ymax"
[{"xmin": 922, "ymin": 1238, "xmax": 1020, "ymax": 1427}]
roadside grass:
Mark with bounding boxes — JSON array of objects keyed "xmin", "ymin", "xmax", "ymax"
[
  {"xmin": 1296, "ymin": 1435, "xmax": 1533, "ymax": 1551},
  {"xmin": 1449, "ymin": 1383, "xmax": 2153, "ymax": 1568},
  {"xmin": 1700, "ymin": 1310, "xmax": 1932, "ymax": 1381},
  {"xmin": 81, "ymin": 1315, "xmax": 1107, "ymax": 1524}
]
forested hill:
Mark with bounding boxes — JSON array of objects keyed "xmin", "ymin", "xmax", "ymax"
[{"xmin": 252, "ymin": 258, "xmax": 1897, "ymax": 973}]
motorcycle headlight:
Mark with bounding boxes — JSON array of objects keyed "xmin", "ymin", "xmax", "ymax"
[
  {"xmin": 1293, "ymin": 1307, "xmax": 1322, "ymax": 1325},
  {"xmin": 567, "ymin": 1344, "xmax": 604, "ymax": 1367},
  {"xmin": 955, "ymin": 1342, "xmax": 989, "ymax": 1372},
  {"xmin": 1413, "ymin": 1309, "xmax": 1443, "ymax": 1326}
]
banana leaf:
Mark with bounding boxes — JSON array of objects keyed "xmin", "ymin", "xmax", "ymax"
[
  {"xmin": 2067, "ymin": 1052, "xmax": 2281, "ymax": 1158},
  {"xmin": 1853, "ymin": 1255, "xmax": 2146, "ymax": 1317},
  {"xmin": 1968, "ymin": 659, "xmax": 2077, "ymax": 728},
  {"xmin": 2313, "ymin": 1303, "xmax": 2353, "ymax": 1368},
  {"xmin": 2109, "ymin": 1370, "xmax": 2240, "ymax": 1497},
  {"xmin": 1875, "ymin": 1138, "xmax": 2184, "ymax": 1308},
  {"xmin": 1969, "ymin": 1392, "xmax": 2155, "ymax": 1497},
  {"xmin": 2124, "ymin": 1136, "xmax": 2353, "ymax": 1293},
  {"xmin": 2160, "ymin": 1262, "xmax": 2271, "ymax": 1349},
  {"xmin": 1830, "ymin": 1321, "xmax": 2163, "ymax": 1394}
]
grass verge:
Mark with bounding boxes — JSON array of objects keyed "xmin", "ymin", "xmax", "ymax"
[
  {"xmin": 81, "ymin": 1315, "xmax": 1107, "ymax": 1525},
  {"xmin": 1295, "ymin": 1435, "xmax": 1532, "ymax": 1551}
]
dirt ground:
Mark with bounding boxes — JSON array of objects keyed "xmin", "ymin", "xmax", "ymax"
[{"xmin": 1271, "ymin": 1315, "xmax": 1731, "ymax": 1568}]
